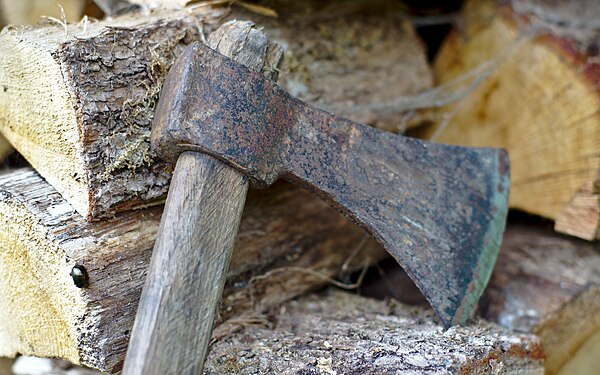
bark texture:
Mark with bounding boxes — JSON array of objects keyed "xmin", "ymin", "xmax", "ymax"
[
  {"xmin": 0, "ymin": 168, "xmax": 386, "ymax": 373},
  {"xmin": 483, "ymin": 222, "xmax": 600, "ymax": 374},
  {"xmin": 0, "ymin": 1, "xmax": 432, "ymax": 219},
  {"xmin": 423, "ymin": 0, "xmax": 600, "ymax": 240},
  {"xmin": 206, "ymin": 290, "xmax": 544, "ymax": 374}
]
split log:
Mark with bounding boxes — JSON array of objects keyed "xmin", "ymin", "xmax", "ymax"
[
  {"xmin": 0, "ymin": 168, "xmax": 386, "ymax": 373},
  {"xmin": 206, "ymin": 290, "xmax": 544, "ymax": 374},
  {"xmin": 0, "ymin": 1, "xmax": 432, "ymax": 219},
  {"xmin": 233, "ymin": 1, "xmax": 433, "ymax": 133},
  {"xmin": 420, "ymin": 0, "xmax": 600, "ymax": 240},
  {"xmin": 554, "ymin": 180, "xmax": 600, "ymax": 241},
  {"xmin": 482, "ymin": 222, "xmax": 600, "ymax": 374},
  {"xmin": 353, "ymin": 220, "xmax": 600, "ymax": 374},
  {"xmin": 0, "ymin": 0, "xmax": 70, "ymax": 159}
]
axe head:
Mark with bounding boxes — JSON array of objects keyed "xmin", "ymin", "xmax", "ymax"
[{"xmin": 152, "ymin": 43, "xmax": 510, "ymax": 327}]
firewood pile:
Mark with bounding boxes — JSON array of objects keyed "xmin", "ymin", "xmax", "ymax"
[{"xmin": 0, "ymin": 0, "xmax": 597, "ymax": 374}]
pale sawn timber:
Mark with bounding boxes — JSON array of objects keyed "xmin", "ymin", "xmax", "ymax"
[
  {"xmin": 0, "ymin": 1, "xmax": 432, "ymax": 219},
  {"xmin": 0, "ymin": 0, "xmax": 87, "ymax": 162},
  {"xmin": 0, "ymin": 168, "xmax": 386, "ymax": 373},
  {"xmin": 206, "ymin": 290, "xmax": 544, "ymax": 374},
  {"xmin": 421, "ymin": 0, "xmax": 600, "ymax": 240},
  {"xmin": 483, "ymin": 222, "xmax": 600, "ymax": 374}
]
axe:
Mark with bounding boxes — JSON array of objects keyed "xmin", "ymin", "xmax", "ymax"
[{"xmin": 122, "ymin": 40, "xmax": 509, "ymax": 374}]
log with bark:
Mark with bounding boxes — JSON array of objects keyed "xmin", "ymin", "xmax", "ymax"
[
  {"xmin": 417, "ymin": 0, "xmax": 600, "ymax": 240},
  {"xmin": 0, "ymin": 167, "xmax": 386, "ymax": 373},
  {"xmin": 482, "ymin": 221, "xmax": 600, "ymax": 374},
  {"xmin": 0, "ymin": 0, "xmax": 67, "ymax": 159},
  {"xmin": 0, "ymin": 4, "xmax": 437, "ymax": 372},
  {"xmin": 353, "ymin": 219, "xmax": 600, "ymax": 374},
  {"xmin": 0, "ymin": 289, "xmax": 546, "ymax": 374},
  {"xmin": 206, "ymin": 290, "xmax": 544, "ymax": 374},
  {"xmin": 0, "ymin": 1, "xmax": 432, "ymax": 219}
]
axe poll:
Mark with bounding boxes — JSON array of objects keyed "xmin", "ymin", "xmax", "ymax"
[{"xmin": 123, "ymin": 25, "xmax": 509, "ymax": 375}]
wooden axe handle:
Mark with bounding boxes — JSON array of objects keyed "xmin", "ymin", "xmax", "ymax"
[{"xmin": 122, "ymin": 151, "xmax": 248, "ymax": 374}]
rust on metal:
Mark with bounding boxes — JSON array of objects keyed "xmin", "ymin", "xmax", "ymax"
[{"xmin": 152, "ymin": 42, "xmax": 511, "ymax": 328}]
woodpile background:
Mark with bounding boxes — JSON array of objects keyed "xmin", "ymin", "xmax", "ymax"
[{"xmin": 0, "ymin": 0, "xmax": 597, "ymax": 374}]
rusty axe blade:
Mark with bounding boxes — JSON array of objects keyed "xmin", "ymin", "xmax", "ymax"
[
  {"xmin": 124, "ymin": 37, "xmax": 510, "ymax": 374},
  {"xmin": 152, "ymin": 42, "xmax": 510, "ymax": 327}
]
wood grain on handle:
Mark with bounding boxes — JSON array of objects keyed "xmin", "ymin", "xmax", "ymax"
[{"xmin": 122, "ymin": 152, "xmax": 248, "ymax": 375}]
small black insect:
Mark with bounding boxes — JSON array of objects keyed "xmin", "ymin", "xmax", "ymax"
[{"xmin": 70, "ymin": 265, "xmax": 89, "ymax": 288}]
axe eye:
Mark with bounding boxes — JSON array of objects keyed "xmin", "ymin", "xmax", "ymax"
[{"xmin": 70, "ymin": 265, "xmax": 89, "ymax": 288}]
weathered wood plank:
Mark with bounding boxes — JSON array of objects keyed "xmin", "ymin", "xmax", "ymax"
[
  {"xmin": 206, "ymin": 290, "xmax": 544, "ymax": 374},
  {"xmin": 420, "ymin": 0, "xmax": 600, "ymax": 240},
  {"xmin": 0, "ymin": 167, "xmax": 385, "ymax": 373},
  {"xmin": 0, "ymin": 1, "xmax": 432, "ymax": 220}
]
